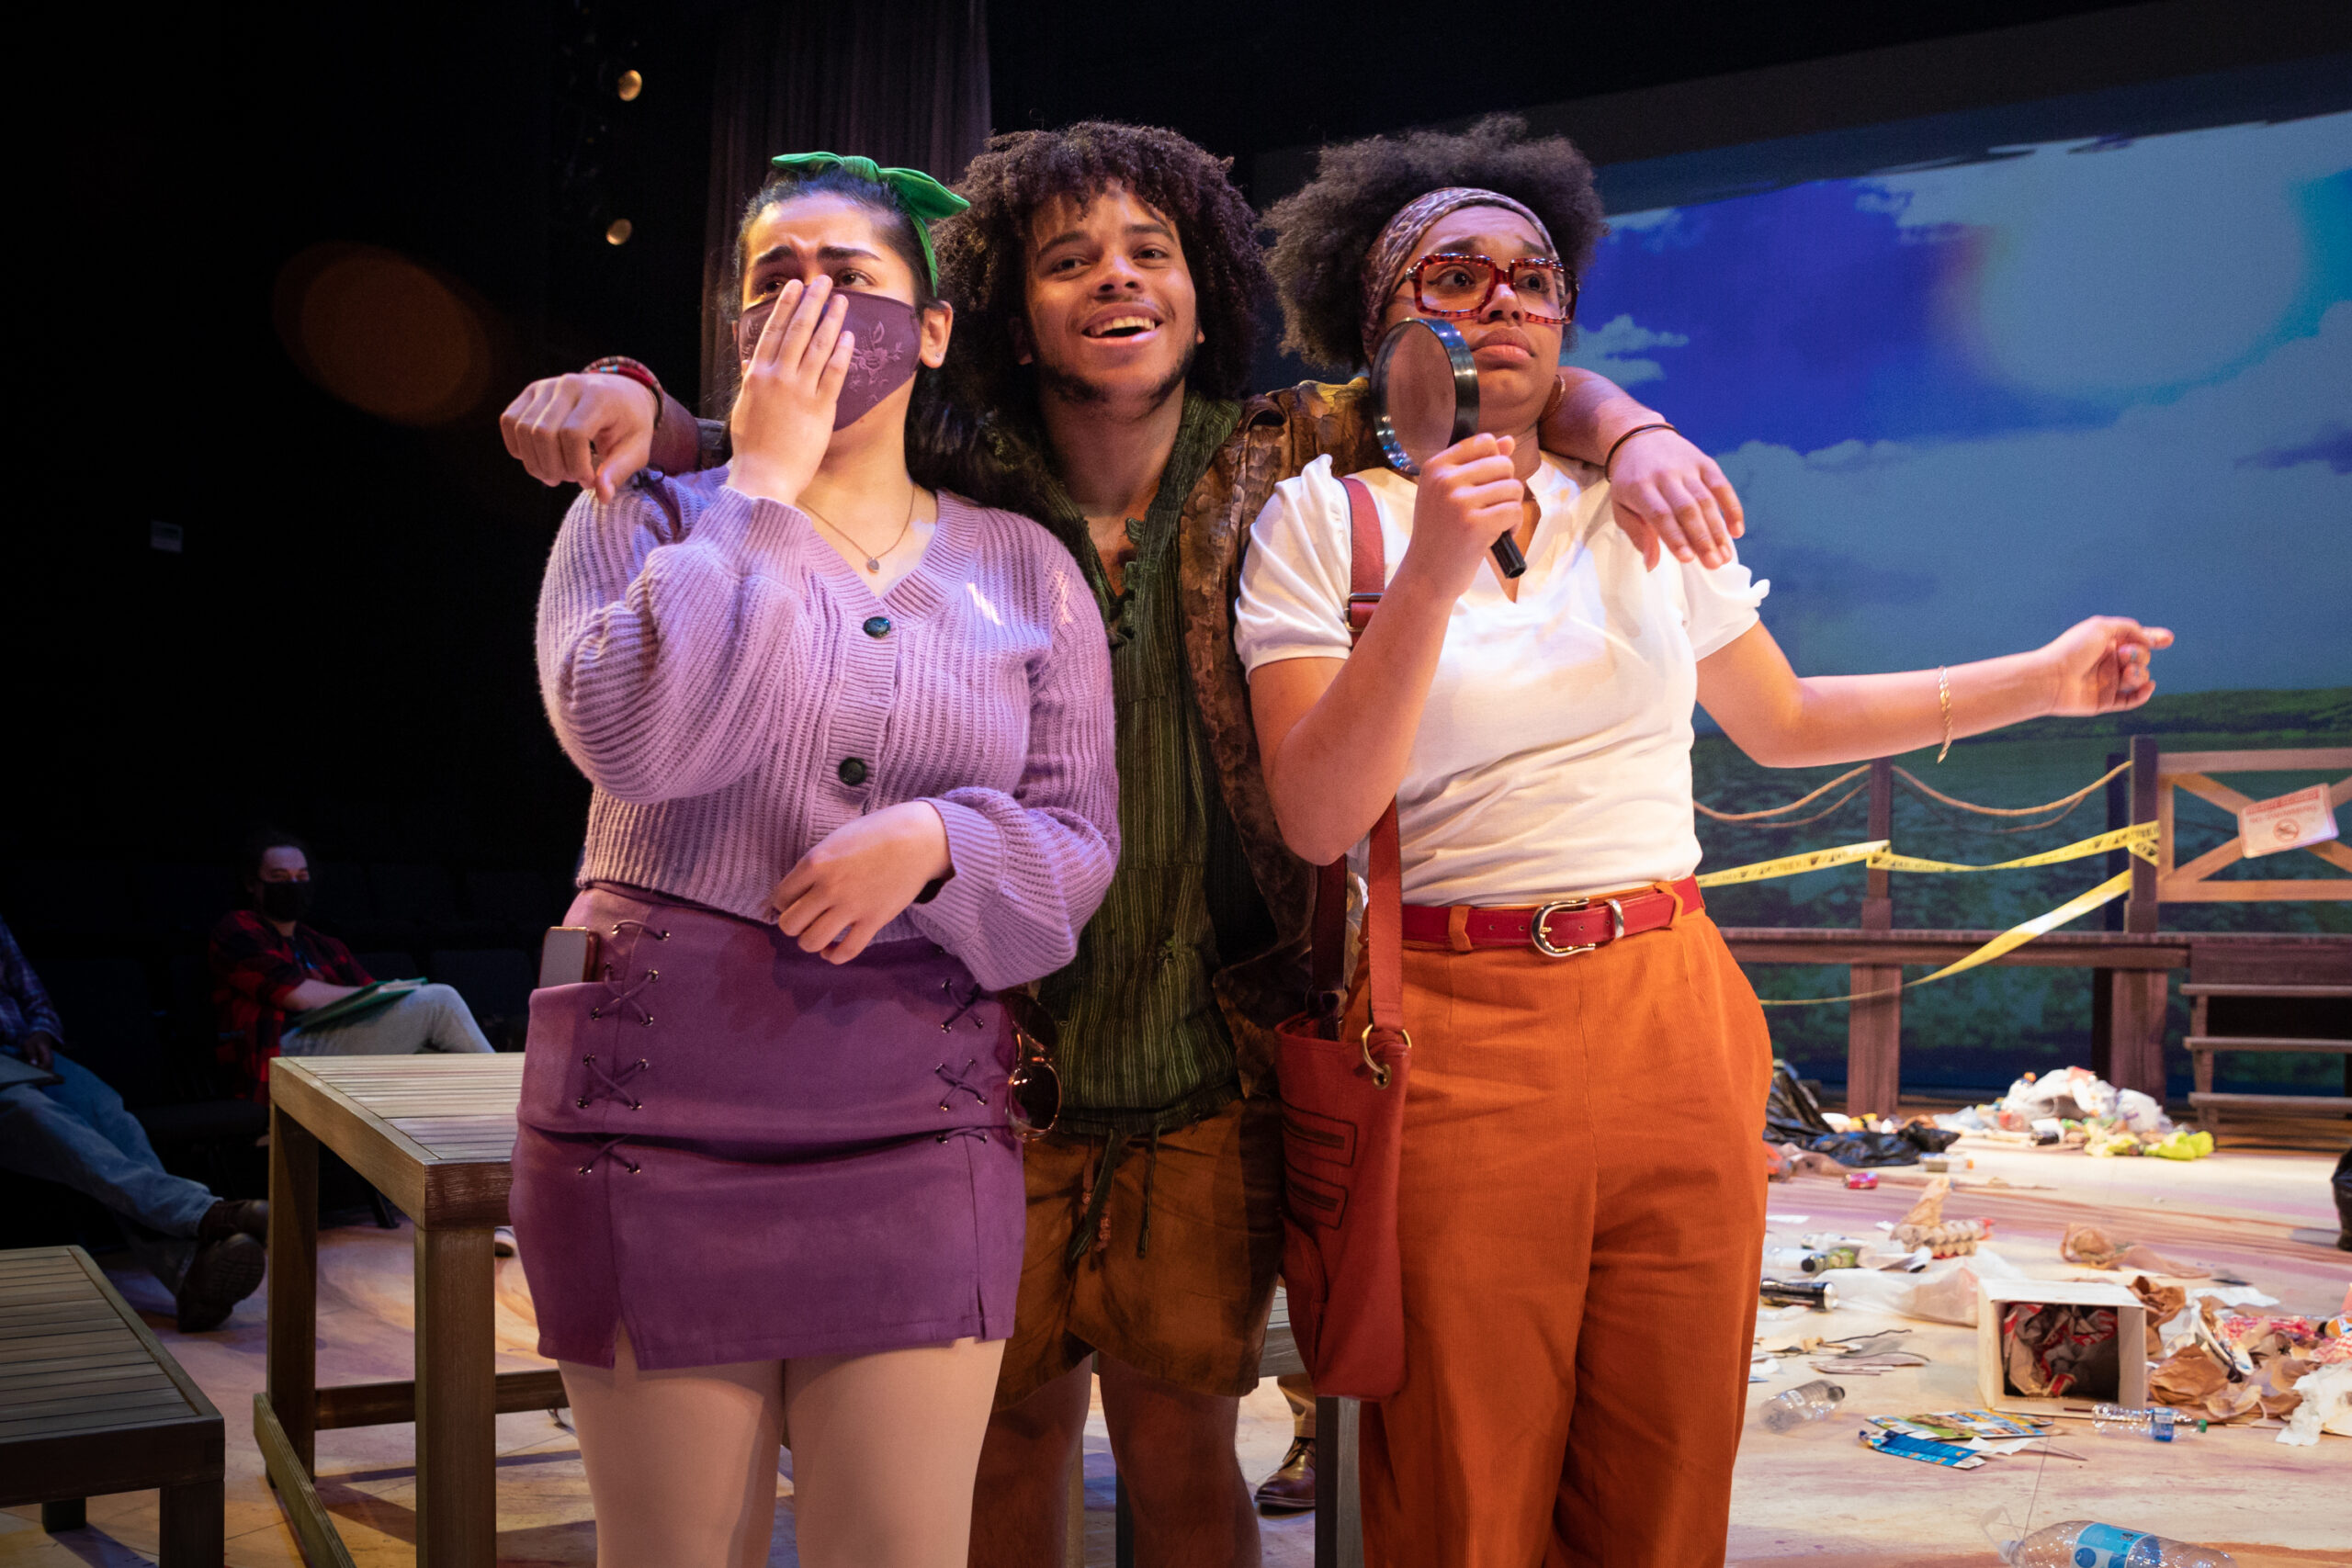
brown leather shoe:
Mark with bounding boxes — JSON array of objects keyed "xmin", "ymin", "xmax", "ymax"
[{"xmin": 1254, "ymin": 1437, "xmax": 1316, "ymax": 1514}]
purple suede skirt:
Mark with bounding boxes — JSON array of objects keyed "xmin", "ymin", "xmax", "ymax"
[{"xmin": 509, "ymin": 884, "xmax": 1022, "ymax": 1370}]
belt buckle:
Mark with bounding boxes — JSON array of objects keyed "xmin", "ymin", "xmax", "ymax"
[{"xmin": 1529, "ymin": 897, "xmax": 1626, "ymax": 959}]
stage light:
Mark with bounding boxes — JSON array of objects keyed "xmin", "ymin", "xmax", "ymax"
[
  {"xmin": 273, "ymin": 243, "xmax": 494, "ymax": 426},
  {"xmin": 616, "ymin": 69, "xmax": 642, "ymax": 101},
  {"xmin": 605, "ymin": 219, "xmax": 634, "ymax": 245}
]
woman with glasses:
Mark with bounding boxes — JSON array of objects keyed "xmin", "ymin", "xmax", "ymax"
[
  {"xmin": 1234, "ymin": 117, "xmax": 2171, "ymax": 1567},
  {"xmin": 514, "ymin": 153, "xmax": 1114, "ymax": 1568}
]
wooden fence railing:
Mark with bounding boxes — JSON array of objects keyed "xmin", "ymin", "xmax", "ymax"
[{"xmin": 1721, "ymin": 738, "xmax": 2352, "ymax": 1113}]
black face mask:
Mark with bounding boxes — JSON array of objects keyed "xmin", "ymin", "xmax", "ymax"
[{"xmin": 258, "ymin": 880, "xmax": 313, "ymax": 921}]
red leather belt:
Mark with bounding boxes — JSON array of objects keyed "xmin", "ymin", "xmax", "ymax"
[{"xmin": 1400, "ymin": 876, "xmax": 1702, "ymax": 956}]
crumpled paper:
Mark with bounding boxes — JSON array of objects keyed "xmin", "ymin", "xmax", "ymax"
[
  {"xmin": 2149, "ymin": 1300, "xmax": 2342, "ymax": 1425},
  {"xmin": 2278, "ymin": 1361, "xmax": 2352, "ymax": 1446},
  {"xmin": 2003, "ymin": 1301, "xmax": 2120, "ymax": 1398},
  {"xmin": 2060, "ymin": 1222, "xmax": 2210, "ymax": 1277},
  {"xmin": 2127, "ymin": 1275, "xmax": 2187, "ymax": 1357}
]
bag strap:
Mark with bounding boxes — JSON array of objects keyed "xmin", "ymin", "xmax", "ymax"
[{"xmin": 1308, "ymin": 478, "xmax": 1406, "ymax": 1049}]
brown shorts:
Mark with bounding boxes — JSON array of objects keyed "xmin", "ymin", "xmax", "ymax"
[{"xmin": 994, "ymin": 1094, "xmax": 1285, "ymax": 1407}]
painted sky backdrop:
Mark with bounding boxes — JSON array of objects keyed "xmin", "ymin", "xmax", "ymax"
[{"xmin": 1567, "ymin": 110, "xmax": 2352, "ymax": 693}]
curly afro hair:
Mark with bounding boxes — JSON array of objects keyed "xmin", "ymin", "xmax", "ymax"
[
  {"xmin": 935, "ymin": 121, "xmax": 1273, "ymax": 425},
  {"xmin": 1264, "ymin": 115, "xmax": 1606, "ymax": 376}
]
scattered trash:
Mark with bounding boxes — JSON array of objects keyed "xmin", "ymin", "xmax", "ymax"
[
  {"xmin": 1759, "ymin": 1277, "xmax": 1838, "ymax": 1311},
  {"xmin": 2061, "ymin": 1223, "xmax": 2211, "ymax": 1277},
  {"xmin": 2090, "ymin": 1402, "xmax": 2206, "ymax": 1440},
  {"xmin": 2001, "ymin": 1521, "xmax": 2238, "ymax": 1567},
  {"xmin": 1936, "ymin": 1066, "xmax": 2200, "ymax": 1159},
  {"xmin": 1860, "ymin": 1427, "xmax": 1984, "ymax": 1468},
  {"xmin": 1880, "ymin": 1408, "xmax": 2050, "ymax": 1440},
  {"xmin": 1762, "ymin": 1061, "xmax": 1930, "ymax": 1167},
  {"xmin": 2278, "ymin": 1361, "xmax": 2352, "ymax": 1446},
  {"xmin": 1846, "ymin": 1171, "xmax": 1878, "ymax": 1190},
  {"xmin": 2002, "ymin": 1301, "xmax": 2123, "ymax": 1399},
  {"xmin": 2142, "ymin": 1130, "xmax": 2215, "ymax": 1162},
  {"xmin": 1979, "ymin": 1279, "xmax": 2150, "ymax": 1414},
  {"xmin": 1757, "ymin": 1377, "xmax": 1846, "ymax": 1432},
  {"xmin": 2148, "ymin": 1292, "xmax": 2352, "ymax": 1428},
  {"xmin": 1890, "ymin": 1177, "xmax": 1992, "ymax": 1257},
  {"xmin": 1818, "ymin": 1249, "xmax": 2026, "ymax": 1326},
  {"xmin": 1765, "ymin": 1245, "xmax": 1858, "ymax": 1274}
]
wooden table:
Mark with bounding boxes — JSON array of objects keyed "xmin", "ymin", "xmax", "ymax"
[
  {"xmin": 259, "ymin": 1055, "xmax": 556, "ymax": 1568},
  {"xmin": 262, "ymin": 1054, "xmax": 1367, "ymax": 1568},
  {"xmin": 0, "ymin": 1245, "xmax": 224, "ymax": 1565}
]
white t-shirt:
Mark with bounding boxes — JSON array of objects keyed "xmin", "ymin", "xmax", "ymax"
[{"xmin": 1234, "ymin": 452, "xmax": 1768, "ymax": 906}]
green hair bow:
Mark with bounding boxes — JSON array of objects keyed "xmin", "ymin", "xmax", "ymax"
[{"xmin": 768, "ymin": 152, "xmax": 971, "ymax": 291}]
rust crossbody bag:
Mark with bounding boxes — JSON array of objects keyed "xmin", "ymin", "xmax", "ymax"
[{"xmin": 1275, "ymin": 473, "xmax": 1413, "ymax": 1400}]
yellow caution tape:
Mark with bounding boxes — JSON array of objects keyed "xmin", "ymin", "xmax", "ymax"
[
  {"xmin": 1864, "ymin": 820, "xmax": 2160, "ymax": 875},
  {"xmin": 1754, "ymin": 868, "xmax": 2135, "ymax": 1007},
  {"xmin": 1694, "ymin": 840, "xmax": 1889, "ymax": 888},
  {"xmin": 1696, "ymin": 820, "xmax": 2158, "ymax": 888}
]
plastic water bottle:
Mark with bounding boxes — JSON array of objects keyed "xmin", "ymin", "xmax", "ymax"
[
  {"xmin": 2090, "ymin": 1404, "xmax": 2206, "ymax": 1441},
  {"xmin": 1756, "ymin": 1379, "xmax": 1845, "ymax": 1433},
  {"xmin": 2001, "ymin": 1519, "xmax": 2238, "ymax": 1566}
]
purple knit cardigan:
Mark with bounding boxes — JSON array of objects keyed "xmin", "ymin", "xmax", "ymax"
[{"xmin": 537, "ymin": 469, "xmax": 1119, "ymax": 990}]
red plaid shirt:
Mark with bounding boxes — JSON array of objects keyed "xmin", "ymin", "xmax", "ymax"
[{"xmin": 208, "ymin": 910, "xmax": 373, "ymax": 1099}]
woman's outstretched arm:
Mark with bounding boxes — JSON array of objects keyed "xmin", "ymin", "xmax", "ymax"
[{"xmin": 1696, "ymin": 616, "xmax": 2174, "ymax": 770}]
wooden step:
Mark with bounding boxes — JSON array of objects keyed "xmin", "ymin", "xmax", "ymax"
[
  {"xmin": 2188, "ymin": 1092, "xmax": 2352, "ymax": 1113},
  {"xmin": 2185, "ymin": 1035, "xmax": 2352, "ymax": 1055},
  {"xmin": 2181, "ymin": 983, "xmax": 2352, "ymax": 998}
]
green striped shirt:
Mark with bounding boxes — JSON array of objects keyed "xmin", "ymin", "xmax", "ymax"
[{"xmin": 1032, "ymin": 393, "xmax": 1253, "ymax": 1135}]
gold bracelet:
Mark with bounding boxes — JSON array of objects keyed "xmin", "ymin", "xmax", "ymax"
[{"xmin": 1936, "ymin": 666, "xmax": 1953, "ymax": 763}]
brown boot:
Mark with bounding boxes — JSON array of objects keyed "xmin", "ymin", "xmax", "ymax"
[
  {"xmin": 1254, "ymin": 1437, "xmax": 1316, "ymax": 1514},
  {"xmin": 198, "ymin": 1199, "xmax": 268, "ymax": 1245},
  {"xmin": 176, "ymin": 1235, "xmax": 266, "ymax": 1333}
]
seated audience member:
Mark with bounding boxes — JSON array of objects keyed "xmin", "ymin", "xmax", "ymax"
[
  {"xmin": 209, "ymin": 830, "xmax": 492, "ymax": 1099},
  {"xmin": 0, "ymin": 910, "xmax": 269, "ymax": 1331}
]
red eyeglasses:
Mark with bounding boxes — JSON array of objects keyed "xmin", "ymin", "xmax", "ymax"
[{"xmin": 1403, "ymin": 253, "xmax": 1577, "ymax": 326}]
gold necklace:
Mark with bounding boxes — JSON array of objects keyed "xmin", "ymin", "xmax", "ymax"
[{"xmin": 803, "ymin": 488, "xmax": 920, "ymax": 574}]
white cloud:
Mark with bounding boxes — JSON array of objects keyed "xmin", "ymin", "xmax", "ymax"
[
  {"xmin": 1566, "ymin": 311, "xmax": 1691, "ymax": 387},
  {"xmin": 1719, "ymin": 302, "xmax": 2352, "ymax": 692}
]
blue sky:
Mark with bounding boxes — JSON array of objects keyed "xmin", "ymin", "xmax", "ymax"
[{"xmin": 1567, "ymin": 114, "xmax": 2352, "ymax": 692}]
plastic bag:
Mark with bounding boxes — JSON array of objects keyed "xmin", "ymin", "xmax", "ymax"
[{"xmin": 1763, "ymin": 1060, "xmax": 1921, "ymax": 1168}]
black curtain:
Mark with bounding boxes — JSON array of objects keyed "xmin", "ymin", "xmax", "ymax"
[{"xmin": 700, "ymin": 0, "xmax": 991, "ymax": 413}]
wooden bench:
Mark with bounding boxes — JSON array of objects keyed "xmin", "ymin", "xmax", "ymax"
[
  {"xmin": 2186, "ymin": 978, "xmax": 2352, "ymax": 1134},
  {"xmin": 0, "ymin": 1245, "xmax": 224, "ymax": 1565}
]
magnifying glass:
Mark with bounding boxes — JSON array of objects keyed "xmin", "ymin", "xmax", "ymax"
[{"xmin": 1369, "ymin": 318, "xmax": 1527, "ymax": 580}]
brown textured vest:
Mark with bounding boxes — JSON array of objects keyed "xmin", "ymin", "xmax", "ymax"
[{"xmin": 1176, "ymin": 378, "xmax": 1385, "ymax": 1088}]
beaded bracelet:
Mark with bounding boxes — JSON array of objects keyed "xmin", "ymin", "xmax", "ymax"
[{"xmin": 583, "ymin": 356, "xmax": 665, "ymax": 432}]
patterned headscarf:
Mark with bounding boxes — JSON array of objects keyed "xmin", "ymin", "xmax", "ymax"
[{"xmin": 1358, "ymin": 186, "xmax": 1558, "ymax": 364}]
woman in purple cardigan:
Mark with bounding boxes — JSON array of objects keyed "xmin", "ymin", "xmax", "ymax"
[{"xmin": 513, "ymin": 156, "xmax": 1118, "ymax": 1568}]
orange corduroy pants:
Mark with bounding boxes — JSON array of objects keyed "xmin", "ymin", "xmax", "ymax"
[{"xmin": 1342, "ymin": 903, "xmax": 1772, "ymax": 1568}]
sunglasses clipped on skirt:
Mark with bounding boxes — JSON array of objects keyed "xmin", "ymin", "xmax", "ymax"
[{"xmin": 996, "ymin": 988, "xmax": 1061, "ymax": 1142}]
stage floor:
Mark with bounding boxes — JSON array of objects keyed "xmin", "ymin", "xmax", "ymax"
[{"xmin": 5, "ymin": 1118, "xmax": 2346, "ymax": 1567}]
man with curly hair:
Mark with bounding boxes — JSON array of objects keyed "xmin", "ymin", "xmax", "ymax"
[{"xmin": 498, "ymin": 118, "xmax": 1746, "ymax": 1565}]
